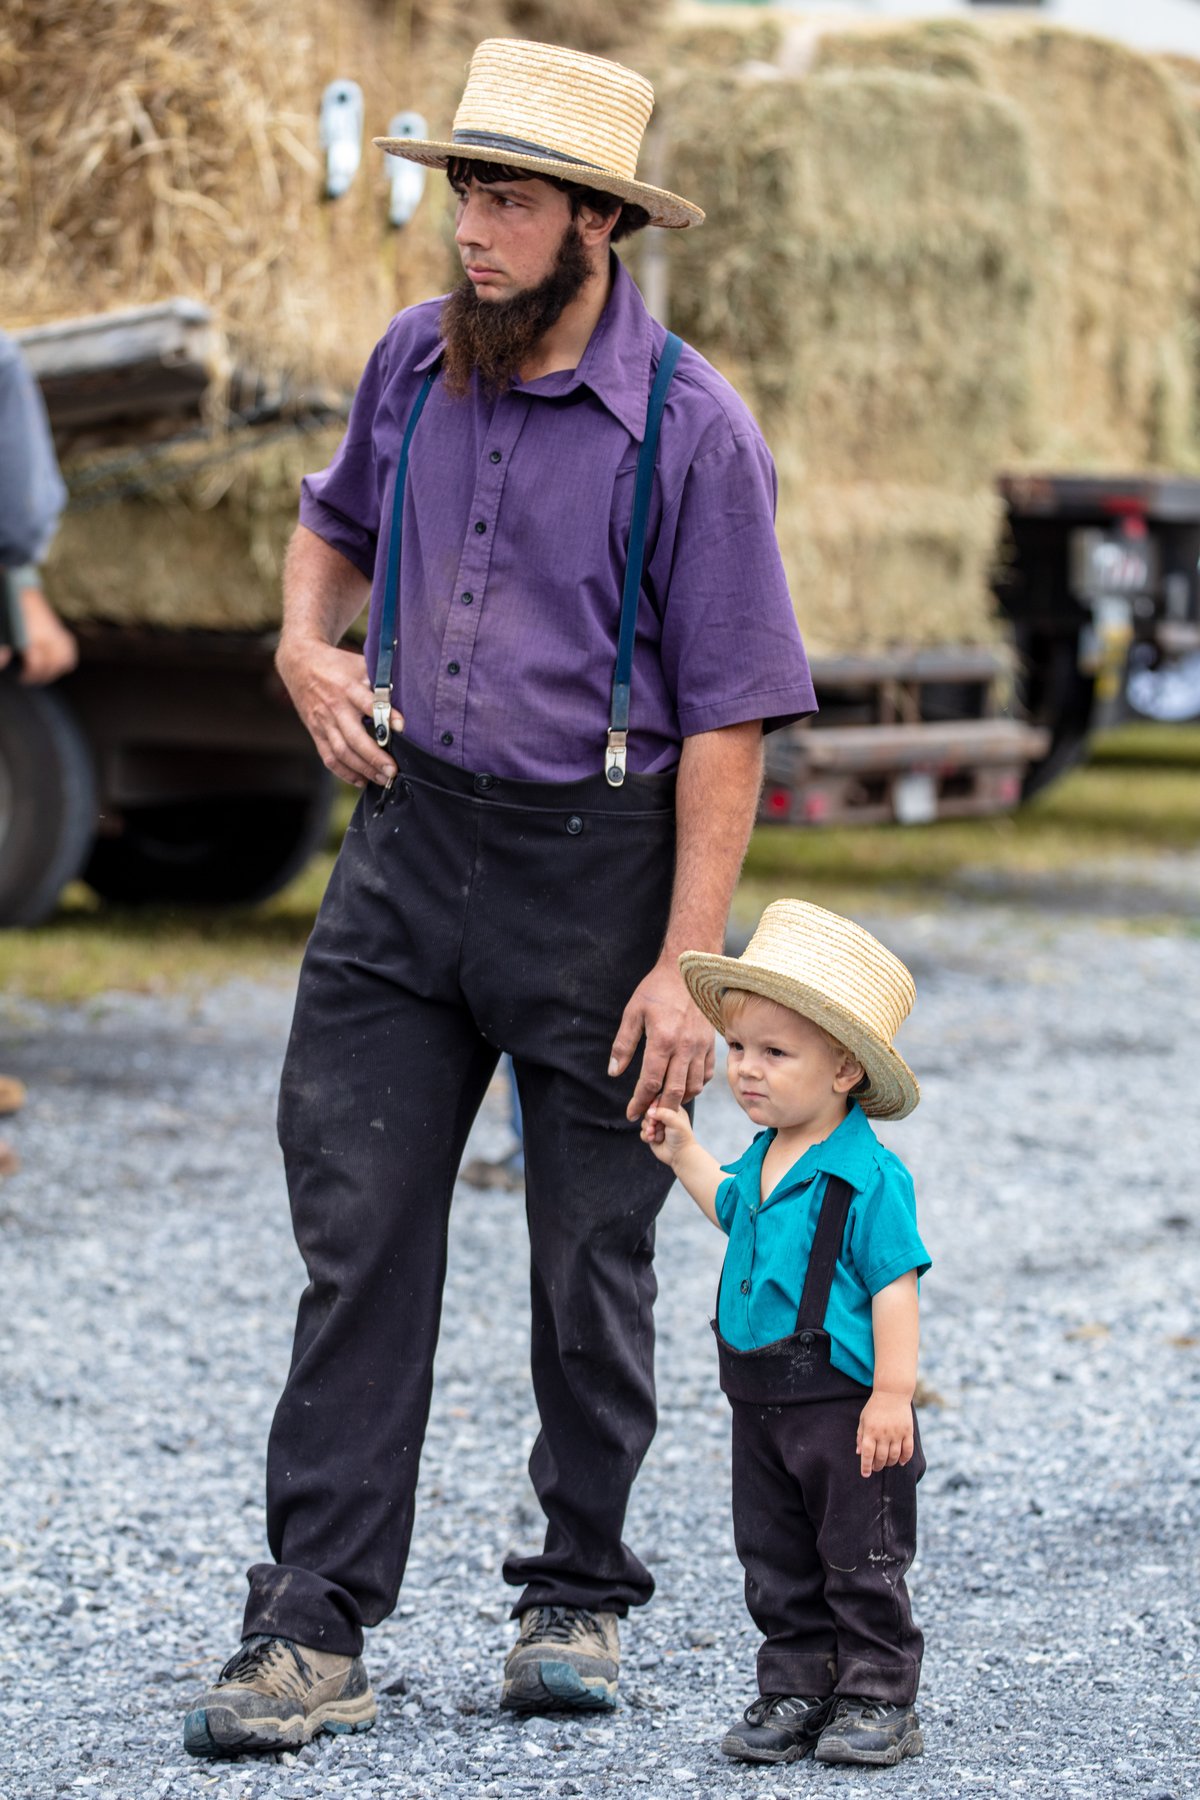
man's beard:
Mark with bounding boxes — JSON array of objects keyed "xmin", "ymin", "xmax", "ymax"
[{"xmin": 439, "ymin": 220, "xmax": 592, "ymax": 398}]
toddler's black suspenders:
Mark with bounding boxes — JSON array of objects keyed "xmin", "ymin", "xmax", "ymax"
[
  {"xmin": 370, "ymin": 332, "xmax": 684, "ymax": 787},
  {"xmin": 714, "ymin": 1174, "xmax": 871, "ymax": 1407}
]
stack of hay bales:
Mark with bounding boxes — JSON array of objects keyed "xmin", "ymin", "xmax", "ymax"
[
  {"xmin": 657, "ymin": 9, "xmax": 1200, "ymax": 655},
  {"xmin": 0, "ymin": 0, "xmax": 663, "ymax": 630},
  {"xmin": 809, "ymin": 18, "xmax": 1200, "ymax": 473}
]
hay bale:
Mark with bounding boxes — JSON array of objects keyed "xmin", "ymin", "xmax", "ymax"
[
  {"xmin": 0, "ymin": 0, "xmax": 666, "ymax": 397},
  {"xmin": 43, "ymin": 425, "xmax": 346, "ymax": 632},
  {"xmin": 660, "ymin": 66, "xmax": 1036, "ymax": 489},
  {"xmin": 811, "ymin": 18, "xmax": 1200, "ymax": 472},
  {"xmin": 773, "ymin": 477, "xmax": 1007, "ymax": 658}
]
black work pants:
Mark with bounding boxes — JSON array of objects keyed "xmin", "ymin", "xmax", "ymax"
[
  {"xmin": 243, "ymin": 738, "xmax": 677, "ymax": 1656},
  {"xmin": 731, "ymin": 1392, "xmax": 924, "ymax": 1704}
]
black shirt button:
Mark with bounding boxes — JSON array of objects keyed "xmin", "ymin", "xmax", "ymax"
[
  {"xmin": 489, "ymin": 450, "xmax": 502, "ymax": 463},
  {"xmin": 566, "ymin": 815, "xmax": 583, "ymax": 835},
  {"xmin": 474, "ymin": 520, "xmax": 487, "ymax": 534},
  {"xmin": 739, "ymin": 1278, "xmax": 751, "ymax": 1295},
  {"xmin": 461, "ymin": 591, "xmax": 474, "ymax": 605},
  {"xmin": 441, "ymin": 731, "xmax": 454, "ymax": 746},
  {"xmin": 448, "ymin": 661, "xmax": 460, "ymax": 675}
]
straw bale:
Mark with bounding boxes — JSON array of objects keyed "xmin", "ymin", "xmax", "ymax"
[
  {"xmin": 43, "ymin": 426, "xmax": 345, "ymax": 632},
  {"xmin": 659, "ymin": 66, "xmax": 1037, "ymax": 489},
  {"xmin": 811, "ymin": 18, "xmax": 1200, "ymax": 472},
  {"xmin": 0, "ymin": 0, "xmax": 666, "ymax": 397},
  {"xmin": 773, "ymin": 476, "xmax": 1007, "ymax": 658}
]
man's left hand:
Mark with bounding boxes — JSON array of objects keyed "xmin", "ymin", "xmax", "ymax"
[{"xmin": 609, "ymin": 959, "xmax": 715, "ymax": 1122}]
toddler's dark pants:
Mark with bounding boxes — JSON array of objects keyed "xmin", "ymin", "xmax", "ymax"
[
  {"xmin": 730, "ymin": 1391, "xmax": 925, "ymax": 1704},
  {"xmin": 242, "ymin": 737, "xmax": 677, "ymax": 1657}
]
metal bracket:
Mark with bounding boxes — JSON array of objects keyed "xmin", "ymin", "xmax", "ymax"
[
  {"xmin": 605, "ymin": 728, "xmax": 627, "ymax": 787},
  {"xmin": 372, "ymin": 687, "xmax": 393, "ymax": 747}
]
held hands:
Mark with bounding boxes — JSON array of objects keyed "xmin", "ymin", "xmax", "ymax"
[
  {"xmin": 640, "ymin": 1100, "xmax": 696, "ymax": 1167},
  {"xmin": 856, "ymin": 1390, "xmax": 915, "ymax": 1479},
  {"xmin": 609, "ymin": 958, "xmax": 715, "ymax": 1122},
  {"xmin": 275, "ymin": 634, "xmax": 402, "ymax": 789}
]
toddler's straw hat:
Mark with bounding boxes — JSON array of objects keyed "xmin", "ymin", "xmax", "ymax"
[
  {"xmin": 374, "ymin": 38, "xmax": 704, "ymax": 230},
  {"xmin": 680, "ymin": 900, "xmax": 921, "ymax": 1121}
]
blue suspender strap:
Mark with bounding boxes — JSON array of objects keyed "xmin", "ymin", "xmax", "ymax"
[
  {"xmin": 371, "ymin": 364, "xmax": 439, "ymax": 747},
  {"xmin": 606, "ymin": 331, "xmax": 683, "ymax": 786}
]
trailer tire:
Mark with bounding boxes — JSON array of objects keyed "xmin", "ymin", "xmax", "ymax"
[
  {"xmin": 83, "ymin": 772, "xmax": 336, "ymax": 907},
  {"xmin": 0, "ymin": 677, "xmax": 99, "ymax": 927}
]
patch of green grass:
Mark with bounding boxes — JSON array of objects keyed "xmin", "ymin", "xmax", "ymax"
[{"xmin": 1089, "ymin": 720, "xmax": 1200, "ymax": 767}]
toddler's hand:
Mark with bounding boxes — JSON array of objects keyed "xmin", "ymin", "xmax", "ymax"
[
  {"xmin": 856, "ymin": 1391, "xmax": 914, "ymax": 1478},
  {"xmin": 640, "ymin": 1101, "xmax": 694, "ymax": 1167}
]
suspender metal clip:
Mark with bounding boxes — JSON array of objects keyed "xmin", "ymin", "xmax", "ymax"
[
  {"xmin": 372, "ymin": 687, "xmax": 393, "ymax": 747},
  {"xmin": 605, "ymin": 728, "xmax": 627, "ymax": 788}
]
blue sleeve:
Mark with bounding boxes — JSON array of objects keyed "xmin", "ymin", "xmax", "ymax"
[
  {"xmin": 0, "ymin": 335, "xmax": 67, "ymax": 566},
  {"xmin": 845, "ymin": 1153, "xmax": 930, "ymax": 1296},
  {"xmin": 714, "ymin": 1176, "xmax": 738, "ymax": 1236}
]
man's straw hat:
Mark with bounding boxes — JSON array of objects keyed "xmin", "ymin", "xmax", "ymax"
[
  {"xmin": 374, "ymin": 38, "xmax": 704, "ymax": 230},
  {"xmin": 680, "ymin": 900, "xmax": 921, "ymax": 1121}
]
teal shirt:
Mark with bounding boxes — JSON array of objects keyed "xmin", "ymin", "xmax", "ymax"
[{"xmin": 715, "ymin": 1100, "xmax": 931, "ymax": 1386}]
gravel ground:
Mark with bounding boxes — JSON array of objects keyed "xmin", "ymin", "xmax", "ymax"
[{"xmin": 1, "ymin": 888, "xmax": 1198, "ymax": 1800}]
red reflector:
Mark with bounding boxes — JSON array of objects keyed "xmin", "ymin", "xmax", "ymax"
[
  {"xmin": 1101, "ymin": 495, "xmax": 1148, "ymax": 526},
  {"xmin": 766, "ymin": 788, "xmax": 790, "ymax": 816}
]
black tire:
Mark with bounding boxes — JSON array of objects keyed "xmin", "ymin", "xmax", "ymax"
[
  {"xmin": 0, "ymin": 677, "xmax": 99, "ymax": 927},
  {"xmin": 83, "ymin": 770, "xmax": 335, "ymax": 906}
]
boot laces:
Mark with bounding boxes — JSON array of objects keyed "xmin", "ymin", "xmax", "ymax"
[
  {"xmin": 522, "ymin": 1605, "xmax": 604, "ymax": 1645},
  {"xmin": 217, "ymin": 1635, "xmax": 310, "ymax": 1698},
  {"xmin": 743, "ymin": 1692, "xmax": 826, "ymax": 1728},
  {"xmin": 832, "ymin": 1695, "xmax": 897, "ymax": 1723}
]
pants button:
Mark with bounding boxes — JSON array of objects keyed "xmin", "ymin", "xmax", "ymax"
[
  {"xmin": 474, "ymin": 773, "xmax": 496, "ymax": 793},
  {"xmin": 566, "ymin": 814, "xmax": 583, "ymax": 835}
]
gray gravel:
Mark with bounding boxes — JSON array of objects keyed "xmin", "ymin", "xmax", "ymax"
[{"xmin": 1, "ymin": 890, "xmax": 1198, "ymax": 1800}]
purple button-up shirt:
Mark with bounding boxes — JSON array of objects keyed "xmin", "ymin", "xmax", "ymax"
[{"xmin": 300, "ymin": 258, "xmax": 815, "ymax": 780}]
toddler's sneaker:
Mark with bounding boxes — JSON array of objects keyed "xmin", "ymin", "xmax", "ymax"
[
  {"xmin": 500, "ymin": 1606, "xmax": 619, "ymax": 1712},
  {"xmin": 183, "ymin": 1634, "xmax": 376, "ymax": 1757},
  {"xmin": 720, "ymin": 1692, "xmax": 827, "ymax": 1763},
  {"xmin": 813, "ymin": 1695, "xmax": 923, "ymax": 1765}
]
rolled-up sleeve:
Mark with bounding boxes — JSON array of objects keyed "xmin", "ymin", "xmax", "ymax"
[
  {"xmin": 299, "ymin": 339, "xmax": 387, "ymax": 578},
  {"xmin": 654, "ymin": 432, "xmax": 816, "ymax": 737}
]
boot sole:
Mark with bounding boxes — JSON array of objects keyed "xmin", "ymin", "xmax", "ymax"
[
  {"xmin": 815, "ymin": 1727, "xmax": 924, "ymax": 1767},
  {"xmin": 500, "ymin": 1659, "xmax": 617, "ymax": 1714},
  {"xmin": 720, "ymin": 1731, "xmax": 813, "ymax": 1764},
  {"xmin": 183, "ymin": 1694, "xmax": 377, "ymax": 1759}
]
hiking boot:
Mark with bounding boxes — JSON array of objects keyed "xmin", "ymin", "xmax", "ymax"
[
  {"xmin": 813, "ymin": 1695, "xmax": 923, "ymax": 1766},
  {"xmin": 720, "ymin": 1693, "xmax": 828, "ymax": 1763},
  {"xmin": 500, "ymin": 1606, "xmax": 619, "ymax": 1713},
  {"xmin": 183, "ymin": 1634, "xmax": 376, "ymax": 1758}
]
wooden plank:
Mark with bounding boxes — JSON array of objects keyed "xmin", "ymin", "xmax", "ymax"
[
  {"xmin": 14, "ymin": 300, "xmax": 213, "ymax": 379},
  {"xmin": 786, "ymin": 719, "xmax": 1049, "ymax": 775},
  {"xmin": 14, "ymin": 301, "xmax": 216, "ymax": 434}
]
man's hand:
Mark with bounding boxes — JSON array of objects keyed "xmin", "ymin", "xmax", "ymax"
[
  {"xmin": 0, "ymin": 585, "xmax": 77, "ymax": 685},
  {"xmin": 609, "ymin": 958, "xmax": 715, "ymax": 1122},
  {"xmin": 275, "ymin": 634, "xmax": 402, "ymax": 789},
  {"xmin": 856, "ymin": 1390, "xmax": 915, "ymax": 1479}
]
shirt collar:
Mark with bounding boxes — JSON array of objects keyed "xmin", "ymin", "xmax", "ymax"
[
  {"xmin": 762, "ymin": 1102, "xmax": 879, "ymax": 1205},
  {"xmin": 411, "ymin": 256, "xmax": 657, "ymax": 438}
]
